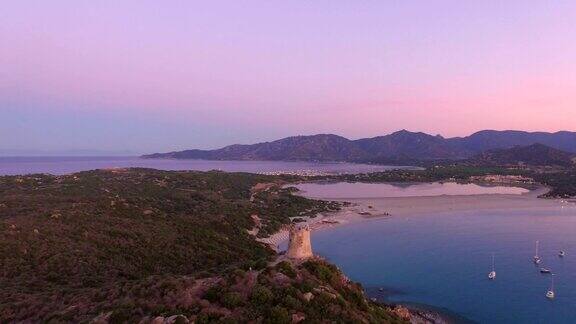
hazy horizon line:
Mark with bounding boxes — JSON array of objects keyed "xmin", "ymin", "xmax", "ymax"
[{"xmin": 4, "ymin": 128, "xmax": 576, "ymax": 157}]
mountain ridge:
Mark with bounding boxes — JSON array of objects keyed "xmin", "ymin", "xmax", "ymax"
[
  {"xmin": 470, "ymin": 143, "xmax": 576, "ymax": 167},
  {"xmin": 143, "ymin": 130, "xmax": 576, "ymax": 163}
]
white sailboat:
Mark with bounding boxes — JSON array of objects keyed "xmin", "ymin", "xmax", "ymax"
[
  {"xmin": 546, "ymin": 274, "xmax": 555, "ymax": 299},
  {"xmin": 533, "ymin": 240, "xmax": 541, "ymax": 265},
  {"xmin": 488, "ymin": 253, "xmax": 496, "ymax": 280},
  {"xmin": 559, "ymin": 250, "xmax": 566, "ymax": 258}
]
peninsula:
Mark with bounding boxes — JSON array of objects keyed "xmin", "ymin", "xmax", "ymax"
[{"xmin": 0, "ymin": 169, "xmax": 407, "ymax": 323}]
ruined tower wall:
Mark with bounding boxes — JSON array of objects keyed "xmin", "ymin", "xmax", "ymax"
[{"xmin": 286, "ymin": 225, "xmax": 313, "ymax": 259}]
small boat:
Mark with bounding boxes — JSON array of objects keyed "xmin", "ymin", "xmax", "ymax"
[
  {"xmin": 488, "ymin": 271, "xmax": 496, "ymax": 280},
  {"xmin": 378, "ymin": 288, "xmax": 384, "ymax": 292},
  {"xmin": 559, "ymin": 250, "xmax": 566, "ymax": 257},
  {"xmin": 488, "ymin": 253, "xmax": 496, "ymax": 280},
  {"xmin": 546, "ymin": 275, "xmax": 555, "ymax": 299},
  {"xmin": 533, "ymin": 240, "xmax": 542, "ymax": 265},
  {"xmin": 540, "ymin": 268, "xmax": 552, "ymax": 274},
  {"xmin": 533, "ymin": 257, "xmax": 541, "ymax": 264}
]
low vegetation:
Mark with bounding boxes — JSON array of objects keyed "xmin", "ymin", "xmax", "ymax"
[
  {"xmin": 532, "ymin": 171, "xmax": 576, "ymax": 198},
  {"xmin": 0, "ymin": 169, "xmax": 354, "ymax": 322},
  {"xmin": 180, "ymin": 259, "xmax": 404, "ymax": 323},
  {"xmin": 251, "ymin": 187, "xmax": 341, "ymax": 238},
  {"xmin": 316, "ymin": 166, "xmax": 526, "ymax": 183}
]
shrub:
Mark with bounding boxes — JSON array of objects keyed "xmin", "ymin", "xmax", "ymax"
[
  {"xmin": 250, "ymin": 285, "xmax": 274, "ymax": 305},
  {"xmin": 276, "ymin": 261, "xmax": 297, "ymax": 279},
  {"xmin": 265, "ymin": 306, "xmax": 290, "ymax": 324},
  {"xmin": 303, "ymin": 261, "xmax": 338, "ymax": 284},
  {"xmin": 203, "ymin": 285, "xmax": 223, "ymax": 303},
  {"xmin": 222, "ymin": 292, "xmax": 244, "ymax": 308},
  {"xmin": 281, "ymin": 295, "xmax": 301, "ymax": 309}
]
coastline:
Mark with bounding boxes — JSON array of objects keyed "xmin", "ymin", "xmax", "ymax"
[
  {"xmin": 256, "ymin": 203, "xmax": 384, "ymax": 251},
  {"xmin": 392, "ymin": 303, "xmax": 477, "ymax": 324},
  {"xmin": 259, "ymin": 184, "xmax": 567, "ymax": 250},
  {"xmin": 259, "ymin": 183, "xmax": 573, "ymax": 323}
]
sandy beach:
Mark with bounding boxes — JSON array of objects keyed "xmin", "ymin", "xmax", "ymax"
[
  {"xmin": 257, "ymin": 203, "xmax": 372, "ymax": 250},
  {"xmin": 342, "ymin": 186, "xmax": 567, "ymax": 217}
]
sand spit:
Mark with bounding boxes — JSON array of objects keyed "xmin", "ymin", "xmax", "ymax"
[{"xmin": 259, "ymin": 184, "xmax": 575, "ymax": 251}]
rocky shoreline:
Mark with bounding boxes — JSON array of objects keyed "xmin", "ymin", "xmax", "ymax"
[
  {"xmin": 391, "ymin": 305, "xmax": 451, "ymax": 324},
  {"xmin": 366, "ymin": 287, "xmax": 467, "ymax": 324}
]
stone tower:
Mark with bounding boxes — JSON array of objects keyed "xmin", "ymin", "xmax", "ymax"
[{"xmin": 286, "ymin": 224, "xmax": 313, "ymax": 259}]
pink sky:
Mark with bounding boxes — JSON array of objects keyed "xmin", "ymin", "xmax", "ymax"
[{"xmin": 2, "ymin": 1, "xmax": 576, "ymax": 153}]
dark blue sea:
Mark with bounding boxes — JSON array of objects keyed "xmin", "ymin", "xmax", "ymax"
[{"xmin": 312, "ymin": 203, "xmax": 576, "ymax": 323}]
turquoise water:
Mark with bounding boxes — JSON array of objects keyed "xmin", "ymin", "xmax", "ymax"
[{"xmin": 312, "ymin": 207, "xmax": 576, "ymax": 323}]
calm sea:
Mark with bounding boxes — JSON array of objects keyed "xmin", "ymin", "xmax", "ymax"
[
  {"xmin": 0, "ymin": 156, "xmax": 411, "ymax": 176},
  {"xmin": 302, "ymin": 183, "xmax": 576, "ymax": 323}
]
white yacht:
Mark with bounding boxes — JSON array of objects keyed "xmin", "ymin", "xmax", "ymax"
[
  {"xmin": 488, "ymin": 253, "xmax": 496, "ymax": 280},
  {"xmin": 533, "ymin": 240, "xmax": 541, "ymax": 265},
  {"xmin": 546, "ymin": 274, "xmax": 555, "ymax": 299}
]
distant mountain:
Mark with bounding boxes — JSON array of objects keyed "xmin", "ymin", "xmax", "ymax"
[
  {"xmin": 143, "ymin": 130, "xmax": 576, "ymax": 163},
  {"xmin": 451, "ymin": 130, "xmax": 576, "ymax": 153},
  {"xmin": 355, "ymin": 130, "xmax": 472, "ymax": 162},
  {"xmin": 470, "ymin": 143, "xmax": 576, "ymax": 167},
  {"xmin": 144, "ymin": 134, "xmax": 368, "ymax": 161}
]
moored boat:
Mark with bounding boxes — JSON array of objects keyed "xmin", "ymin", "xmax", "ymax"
[
  {"xmin": 546, "ymin": 275, "xmax": 556, "ymax": 299},
  {"xmin": 488, "ymin": 253, "xmax": 496, "ymax": 280},
  {"xmin": 540, "ymin": 268, "xmax": 551, "ymax": 274},
  {"xmin": 533, "ymin": 241, "xmax": 541, "ymax": 264}
]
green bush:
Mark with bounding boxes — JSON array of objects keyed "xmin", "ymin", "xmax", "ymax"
[
  {"xmin": 250, "ymin": 285, "xmax": 274, "ymax": 305},
  {"xmin": 222, "ymin": 292, "xmax": 244, "ymax": 308},
  {"xmin": 203, "ymin": 285, "xmax": 223, "ymax": 303},
  {"xmin": 276, "ymin": 261, "xmax": 297, "ymax": 279},
  {"xmin": 265, "ymin": 306, "xmax": 290, "ymax": 324},
  {"xmin": 303, "ymin": 260, "xmax": 338, "ymax": 284}
]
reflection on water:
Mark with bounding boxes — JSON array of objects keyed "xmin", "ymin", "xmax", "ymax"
[{"xmin": 294, "ymin": 181, "xmax": 529, "ymax": 199}]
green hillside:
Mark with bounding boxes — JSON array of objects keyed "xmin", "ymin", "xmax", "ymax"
[{"xmin": 0, "ymin": 169, "xmax": 400, "ymax": 323}]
